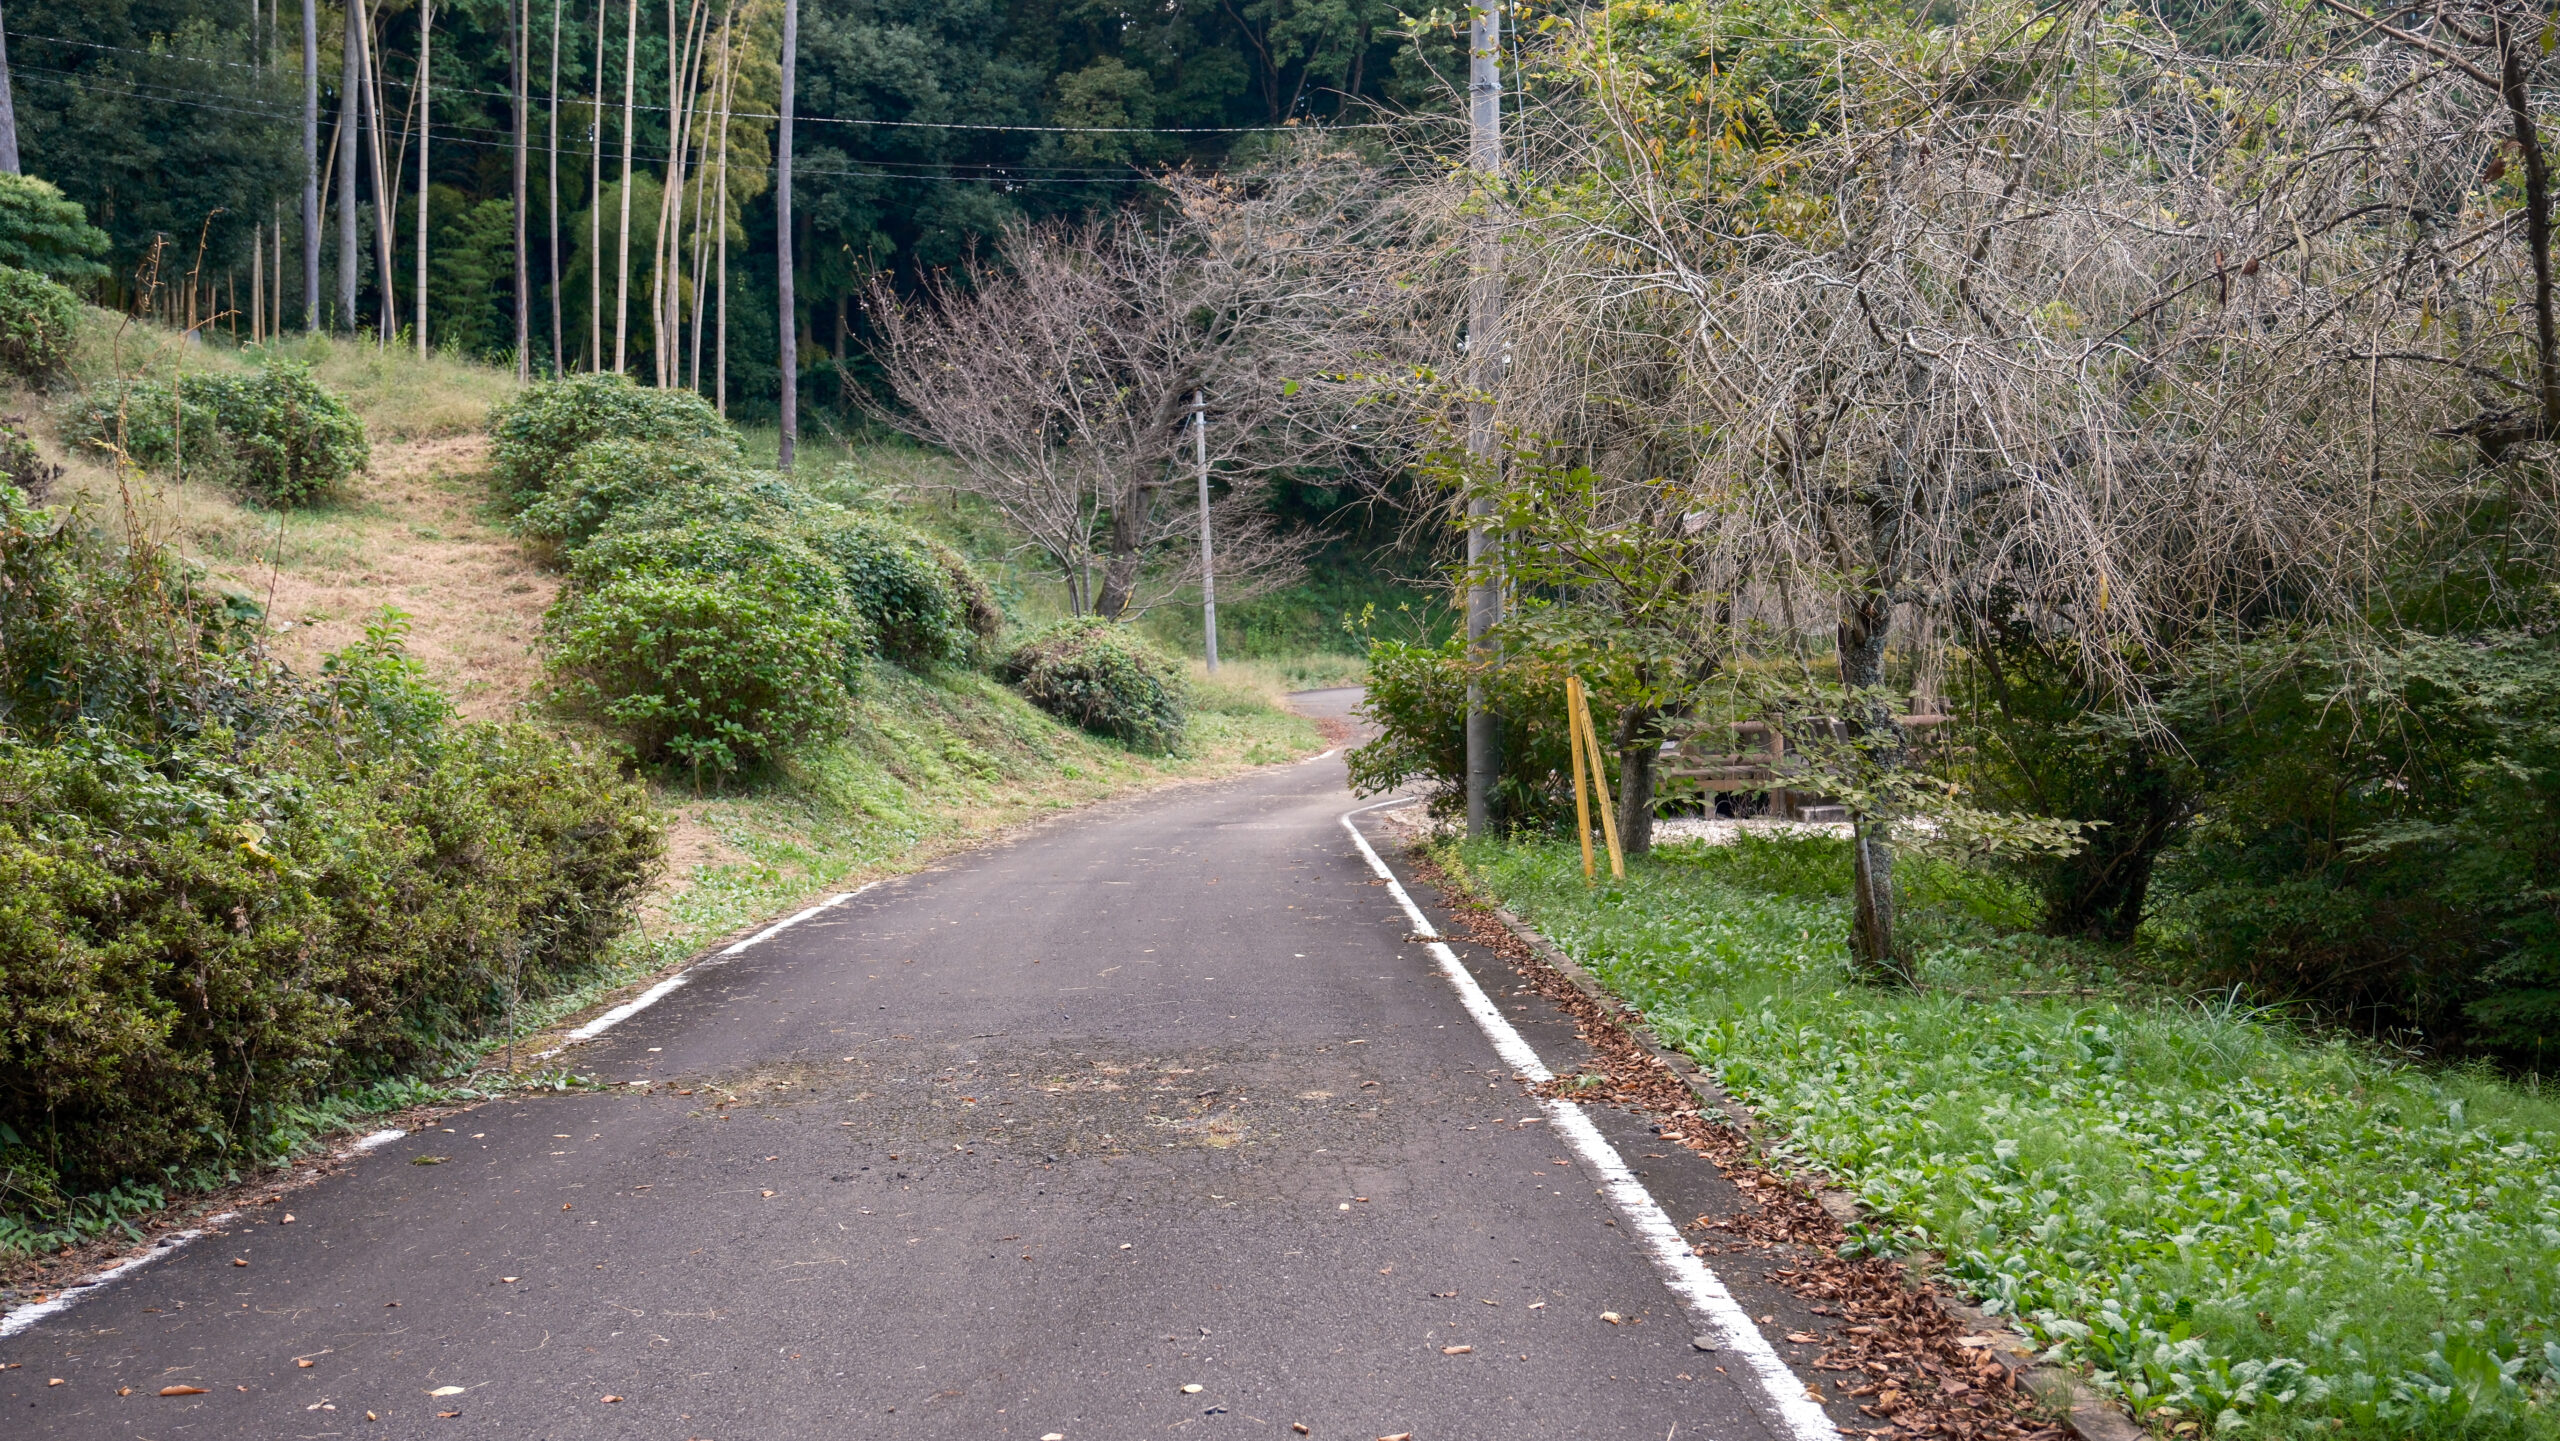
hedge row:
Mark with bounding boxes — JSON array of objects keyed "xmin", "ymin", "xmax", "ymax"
[
  {"xmin": 0, "ymin": 481, "xmax": 661, "ymax": 1206},
  {"xmin": 493, "ymin": 374, "xmax": 1003, "ymax": 778}
]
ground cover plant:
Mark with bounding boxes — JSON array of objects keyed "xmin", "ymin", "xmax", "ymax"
[{"xmin": 1446, "ymin": 831, "xmax": 2560, "ymax": 1441}]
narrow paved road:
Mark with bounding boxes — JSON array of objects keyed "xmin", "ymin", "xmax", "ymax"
[{"xmin": 5, "ymin": 734, "xmax": 1843, "ymax": 1440}]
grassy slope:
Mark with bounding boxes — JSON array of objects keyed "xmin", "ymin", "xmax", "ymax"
[
  {"xmin": 1447, "ymin": 834, "xmax": 2560, "ymax": 1441},
  {"xmin": 24, "ymin": 323, "xmax": 1324, "ymax": 1062}
]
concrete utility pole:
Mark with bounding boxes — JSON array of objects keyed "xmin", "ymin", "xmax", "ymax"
[
  {"xmin": 1463, "ymin": 1, "xmax": 1504, "ymax": 838},
  {"xmin": 1194, "ymin": 389, "xmax": 1219, "ymax": 673},
  {"xmin": 302, "ymin": 0, "xmax": 319, "ymax": 329},
  {"xmin": 775, "ymin": 0, "xmax": 797, "ymax": 471},
  {"xmin": 337, "ymin": 0, "xmax": 360, "ymax": 327}
]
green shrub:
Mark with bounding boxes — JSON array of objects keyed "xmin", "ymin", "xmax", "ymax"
[
  {"xmin": 1000, "ymin": 617, "xmax": 1188, "ymax": 751},
  {"xmin": 923, "ymin": 535, "xmax": 1005, "ymax": 641},
  {"xmin": 1347, "ymin": 633, "xmax": 1587, "ymax": 828},
  {"xmin": 546, "ymin": 568, "xmax": 854, "ymax": 779},
  {"xmin": 488, "ymin": 372, "xmax": 736, "ymax": 505},
  {"xmin": 57, "ymin": 363, "xmax": 369, "ymax": 505},
  {"xmin": 0, "ymin": 265, "xmax": 83, "ymax": 386},
  {"xmin": 514, "ymin": 436, "xmax": 751, "ymax": 552},
  {"xmin": 190, "ymin": 364, "xmax": 370, "ymax": 505},
  {"xmin": 0, "ymin": 176, "xmax": 109, "ymax": 282},
  {"xmin": 801, "ymin": 511, "xmax": 975, "ymax": 669},
  {"xmin": 0, "ymin": 506, "xmax": 661, "ymax": 1200}
]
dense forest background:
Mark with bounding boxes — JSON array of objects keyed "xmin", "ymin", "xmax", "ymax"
[{"xmin": 8, "ymin": 0, "xmax": 1448, "ymax": 419}]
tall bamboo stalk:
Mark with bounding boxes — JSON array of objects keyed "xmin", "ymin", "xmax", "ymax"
[
  {"xmin": 713, "ymin": 23, "xmax": 728, "ymax": 415},
  {"xmin": 547, "ymin": 0, "xmax": 563, "ymax": 374},
  {"xmin": 653, "ymin": 0, "xmax": 707, "ymax": 387},
  {"xmin": 776, "ymin": 0, "xmax": 796, "ymax": 470},
  {"xmin": 414, "ymin": 0, "xmax": 431, "ymax": 358},
  {"xmin": 357, "ymin": 0, "xmax": 395, "ymax": 346},
  {"xmin": 589, "ymin": 0, "xmax": 603, "ymax": 370},
  {"xmin": 302, "ymin": 0, "xmax": 319, "ymax": 329},
  {"xmin": 335, "ymin": 0, "xmax": 361, "ymax": 328},
  {"xmin": 513, "ymin": 0, "xmax": 530, "ymax": 379},
  {"xmin": 613, "ymin": 0, "xmax": 635, "ymax": 373}
]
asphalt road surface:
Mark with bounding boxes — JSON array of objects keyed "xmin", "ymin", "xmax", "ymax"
[{"xmin": 5, "ymin": 720, "xmax": 1846, "ymax": 1441}]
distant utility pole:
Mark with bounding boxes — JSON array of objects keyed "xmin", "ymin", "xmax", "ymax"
[
  {"xmin": 1194, "ymin": 389, "xmax": 1219, "ymax": 673},
  {"xmin": 613, "ymin": 0, "xmax": 635, "ymax": 372},
  {"xmin": 775, "ymin": 0, "xmax": 797, "ymax": 472},
  {"xmin": 1463, "ymin": 0, "xmax": 1504, "ymax": 839},
  {"xmin": 302, "ymin": 0, "xmax": 319, "ymax": 329}
]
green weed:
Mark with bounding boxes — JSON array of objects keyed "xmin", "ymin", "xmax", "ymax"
[{"xmin": 1452, "ymin": 836, "xmax": 2560, "ymax": 1441}]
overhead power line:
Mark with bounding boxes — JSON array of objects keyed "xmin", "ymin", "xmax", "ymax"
[{"xmin": 12, "ymin": 30, "xmax": 1395, "ymax": 135}]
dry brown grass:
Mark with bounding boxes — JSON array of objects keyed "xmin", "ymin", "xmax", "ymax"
[{"xmin": 43, "ymin": 430, "xmax": 555, "ymax": 721}]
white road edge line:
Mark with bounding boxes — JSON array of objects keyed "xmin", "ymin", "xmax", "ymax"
[
  {"xmin": 1341, "ymin": 802, "xmax": 1841, "ymax": 1441},
  {"xmin": 2, "ymin": 887, "xmax": 886, "ymax": 1341},
  {"xmin": 1301, "ymin": 746, "xmax": 1340, "ymax": 764},
  {"xmin": 540, "ymin": 882, "xmax": 882, "ymax": 1056}
]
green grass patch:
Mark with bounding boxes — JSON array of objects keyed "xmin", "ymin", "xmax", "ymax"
[{"xmin": 1445, "ymin": 832, "xmax": 2560, "ymax": 1441}]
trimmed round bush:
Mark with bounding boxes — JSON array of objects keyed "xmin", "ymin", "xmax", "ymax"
[
  {"xmin": 0, "ymin": 265, "xmax": 82, "ymax": 386},
  {"xmin": 801, "ymin": 512, "xmax": 974, "ymax": 669},
  {"xmin": 1001, "ymin": 617, "xmax": 1188, "ymax": 751},
  {"xmin": 490, "ymin": 373, "xmax": 736, "ymax": 505},
  {"xmin": 515, "ymin": 437, "xmax": 748, "ymax": 552},
  {"xmin": 544, "ymin": 567, "xmax": 854, "ymax": 780},
  {"xmin": 190, "ymin": 363, "xmax": 369, "ymax": 505},
  {"xmin": 57, "ymin": 363, "xmax": 368, "ymax": 505}
]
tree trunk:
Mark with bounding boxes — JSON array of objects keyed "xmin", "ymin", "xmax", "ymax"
[
  {"xmin": 336, "ymin": 0, "xmax": 361, "ymax": 328},
  {"xmin": 302, "ymin": 0, "xmax": 319, "ymax": 328},
  {"xmin": 588, "ymin": 0, "xmax": 603, "ymax": 371},
  {"xmin": 545, "ymin": 0, "xmax": 561, "ymax": 372},
  {"xmin": 1094, "ymin": 479, "xmax": 1160, "ymax": 620},
  {"xmin": 1613, "ymin": 702, "xmax": 1658, "ymax": 858},
  {"xmin": 775, "ymin": 0, "xmax": 796, "ymax": 470},
  {"xmin": 613, "ymin": 0, "xmax": 635, "ymax": 373},
  {"xmin": 0, "ymin": 0, "xmax": 22, "ymax": 175},
  {"xmin": 1837, "ymin": 578, "xmax": 1905, "ymax": 980},
  {"xmin": 513, "ymin": 0, "xmax": 530, "ymax": 379},
  {"xmin": 414, "ymin": 0, "xmax": 430, "ymax": 357}
]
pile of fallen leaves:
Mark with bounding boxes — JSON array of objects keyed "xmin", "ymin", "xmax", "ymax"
[{"xmin": 1410, "ymin": 854, "xmax": 2071, "ymax": 1441}]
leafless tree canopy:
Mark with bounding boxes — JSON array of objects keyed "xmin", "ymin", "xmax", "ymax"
[{"xmin": 862, "ymin": 205, "xmax": 1373, "ymax": 620}]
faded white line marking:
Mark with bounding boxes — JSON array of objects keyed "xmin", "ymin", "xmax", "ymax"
[
  {"xmin": 1, "ymin": 1210, "xmax": 237, "ymax": 1339},
  {"xmin": 1341, "ymin": 801, "xmax": 1840, "ymax": 1441},
  {"xmin": 541, "ymin": 883, "xmax": 881, "ymax": 1056}
]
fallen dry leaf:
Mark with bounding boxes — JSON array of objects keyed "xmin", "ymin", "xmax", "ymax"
[
  {"xmin": 412, "ymin": 1156, "xmax": 447, "ymax": 1165},
  {"xmin": 1442, "ymin": 1345, "xmax": 1473, "ymax": 1355},
  {"xmin": 160, "ymin": 1385, "xmax": 208, "ymax": 1396},
  {"xmin": 1181, "ymin": 1383, "xmax": 1204, "ymax": 1394},
  {"xmin": 761, "ymin": 1190, "xmax": 776, "ymax": 1198},
  {"xmin": 366, "ymin": 1411, "xmax": 377, "ymax": 1421},
  {"xmin": 601, "ymin": 1395, "xmax": 624, "ymax": 1403},
  {"xmin": 1379, "ymin": 1433, "xmax": 1414, "ymax": 1441},
  {"xmin": 437, "ymin": 1410, "xmax": 460, "ymax": 1418},
  {"xmin": 1601, "ymin": 1311, "xmax": 1623, "ymax": 1324},
  {"xmin": 118, "ymin": 1387, "xmax": 132, "ymax": 1396},
  {"xmin": 429, "ymin": 1385, "xmax": 466, "ymax": 1396},
  {"xmin": 298, "ymin": 1359, "xmax": 315, "ymax": 1369},
  {"xmin": 562, "ymin": 1203, "xmax": 573, "ymax": 1211},
  {"xmin": 281, "ymin": 1214, "xmax": 295, "ymax": 1224},
  {"xmin": 1787, "ymin": 1332, "xmax": 1820, "ymax": 1344},
  {"xmin": 500, "ymin": 1276, "xmax": 520, "ymax": 1284},
  {"xmin": 1293, "ymin": 1427, "xmax": 1310, "ymax": 1437},
  {"xmin": 47, "ymin": 1378, "xmax": 63, "ymax": 1386},
  {"xmin": 232, "ymin": 1258, "xmax": 249, "ymax": 1267}
]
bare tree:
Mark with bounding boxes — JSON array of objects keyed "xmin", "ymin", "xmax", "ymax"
[{"xmin": 864, "ymin": 214, "xmax": 1332, "ymax": 619}]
